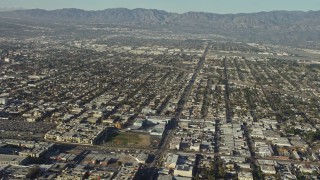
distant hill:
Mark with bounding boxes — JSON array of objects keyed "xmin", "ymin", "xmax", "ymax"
[
  {"xmin": 0, "ymin": 7, "xmax": 24, "ymax": 12},
  {"xmin": 0, "ymin": 8, "xmax": 171, "ymax": 23},
  {"xmin": 1, "ymin": 8, "xmax": 320, "ymax": 44}
]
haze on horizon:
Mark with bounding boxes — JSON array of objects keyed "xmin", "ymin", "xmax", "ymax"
[{"xmin": 1, "ymin": 0, "xmax": 320, "ymax": 14}]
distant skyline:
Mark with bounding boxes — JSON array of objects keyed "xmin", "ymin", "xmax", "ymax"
[{"xmin": 1, "ymin": 0, "xmax": 320, "ymax": 14}]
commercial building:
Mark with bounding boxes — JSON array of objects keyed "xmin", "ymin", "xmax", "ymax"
[{"xmin": 0, "ymin": 155, "xmax": 29, "ymax": 165}]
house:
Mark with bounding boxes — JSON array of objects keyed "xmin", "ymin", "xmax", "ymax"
[
  {"xmin": 238, "ymin": 171, "xmax": 253, "ymax": 180},
  {"xmin": 190, "ymin": 143, "xmax": 200, "ymax": 151},
  {"xmin": 272, "ymin": 138, "xmax": 291, "ymax": 147},
  {"xmin": 299, "ymin": 164, "xmax": 317, "ymax": 174},
  {"xmin": 174, "ymin": 165, "xmax": 193, "ymax": 178},
  {"xmin": 260, "ymin": 165, "xmax": 276, "ymax": 174},
  {"xmin": 157, "ymin": 174, "xmax": 172, "ymax": 180}
]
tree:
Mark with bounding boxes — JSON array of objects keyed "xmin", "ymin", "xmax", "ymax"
[
  {"xmin": 117, "ymin": 161, "xmax": 123, "ymax": 167},
  {"xmin": 27, "ymin": 166, "xmax": 40, "ymax": 179},
  {"xmin": 218, "ymin": 166, "xmax": 226, "ymax": 178}
]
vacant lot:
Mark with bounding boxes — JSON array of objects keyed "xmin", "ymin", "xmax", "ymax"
[{"xmin": 103, "ymin": 132, "xmax": 150, "ymax": 147}]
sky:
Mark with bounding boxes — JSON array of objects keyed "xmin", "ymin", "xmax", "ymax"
[{"xmin": 1, "ymin": 0, "xmax": 320, "ymax": 14}]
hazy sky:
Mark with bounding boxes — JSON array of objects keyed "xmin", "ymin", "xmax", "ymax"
[{"xmin": 1, "ymin": 0, "xmax": 320, "ymax": 14}]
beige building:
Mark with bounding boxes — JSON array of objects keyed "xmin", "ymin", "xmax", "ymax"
[{"xmin": 165, "ymin": 154, "xmax": 179, "ymax": 169}]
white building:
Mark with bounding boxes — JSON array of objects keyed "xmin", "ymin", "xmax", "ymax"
[
  {"xmin": 150, "ymin": 124, "xmax": 166, "ymax": 137},
  {"xmin": 0, "ymin": 98, "xmax": 6, "ymax": 105},
  {"xmin": 4, "ymin": 57, "xmax": 10, "ymax": 63}
]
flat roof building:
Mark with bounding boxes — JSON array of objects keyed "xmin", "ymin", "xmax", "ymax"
[{"xmin": 0, "ymin": 154, "xmax": 29, "ymax": 165}]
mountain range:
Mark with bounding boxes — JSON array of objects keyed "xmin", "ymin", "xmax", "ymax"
[{"xmin": 1, "ymin": 8, "xmax": 320, "ymax": 45}]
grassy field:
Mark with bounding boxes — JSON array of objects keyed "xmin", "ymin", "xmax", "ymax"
[{"xmin": 103, "ymin": 132, "xmax": 150, "ymax": 147}]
